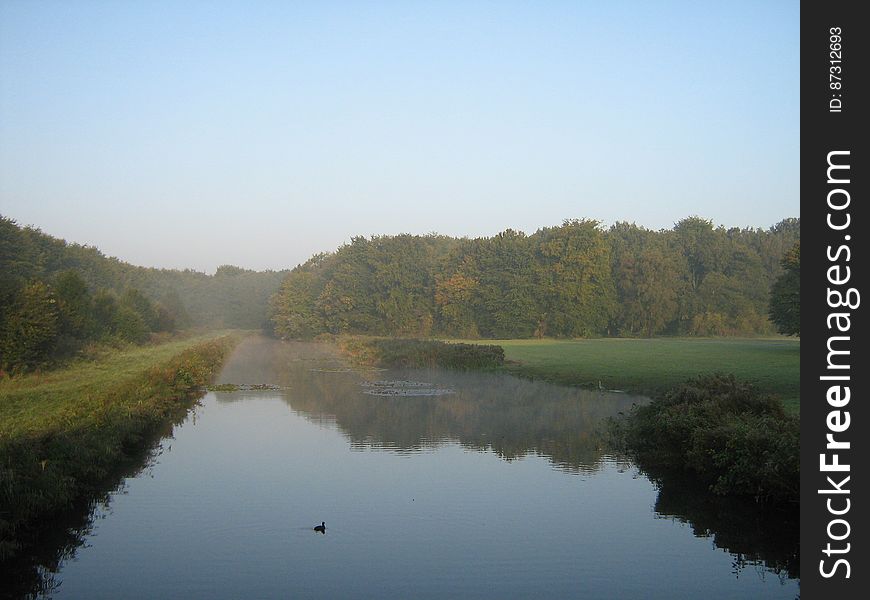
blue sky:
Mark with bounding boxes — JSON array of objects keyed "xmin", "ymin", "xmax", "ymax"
[{"xmin": 0, "ymin": 1, "xmax": 799, "ymax": 273}]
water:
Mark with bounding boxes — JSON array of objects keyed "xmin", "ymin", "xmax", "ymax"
[{"xmin": 37, "ymin": 337, "xmax": 799, "ymax": 599}]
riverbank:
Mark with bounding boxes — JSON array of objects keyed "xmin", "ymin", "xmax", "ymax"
[
  {"xmin": 0, "ymin": 331, "xmax": 242, "ymax": 563},
  {"xmin": 337, "ymin": 336, "xmax": 504, "ymax": 369},
  {"xmin": 489, "ymin": 337, "xmax": 800, "ymax": 414},
  {"xmin": 338, "ymin": 336, "xmax": 800, "ymax": 413},
  {"xmin": 334, "ymin": 335, "xmax": 800, "ymax": 507}
]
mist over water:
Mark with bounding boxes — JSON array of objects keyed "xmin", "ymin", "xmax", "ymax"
[{"xmin": 43, "ymin": 337, "xmax": 798, "ymax": 599}]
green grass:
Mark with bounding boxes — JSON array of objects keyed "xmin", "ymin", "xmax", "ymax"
[
  {"xmin": 0, "ymin": 331, "xmax": 243, "ymax": 563},
  {"xmin": 475, "ymin": 337, "xmax": 800, "ymax": 413},
  {"xmin": 0, "ymin": 331, "xmax": 238, "ymax": 436}
]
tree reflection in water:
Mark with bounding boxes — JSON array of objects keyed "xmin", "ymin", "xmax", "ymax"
[{"xmin": 0, "ymin": 409, "xmax": 192, "ymax": 599}]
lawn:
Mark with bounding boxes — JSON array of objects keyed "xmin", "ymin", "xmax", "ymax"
[{"xmin": 484, "ymin": 337, "xmax": 800, "ymax": 413}]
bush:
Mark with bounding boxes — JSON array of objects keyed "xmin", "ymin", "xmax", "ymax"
[
  {"xmin": 615, "ymin": 373, "xmax": 798, "ymax": 504},
  {"xmin": 0, "ymin": 281, "xmax": 59, "ymax": 371},
  {"xmin": 113, "ymin": 305, "xmax": 149, "ymax": 343},
  {"xmin": 338, "ymin": 337, "xmax": 505, "ymax": 370}
]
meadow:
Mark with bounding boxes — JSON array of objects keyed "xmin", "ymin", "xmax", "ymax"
[{"xmin": 486, "ymin": 337, "xmax": 800, "ymax": 413}]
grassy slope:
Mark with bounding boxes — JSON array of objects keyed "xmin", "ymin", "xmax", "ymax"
[
  {"xmin": 482, "ymin": 337, "xmax": 800, "ymax": 413},
  {"xmin": 0, "ymin": 331, "xmax": 243, "ymax": 563},
  {"xmin": 0, "ymin": 332, "xmax": 237, "ymax": 436}
]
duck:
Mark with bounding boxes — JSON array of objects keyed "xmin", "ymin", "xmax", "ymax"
[{"xmin": 314, "ymin": 521, "xmax": 326, "ymax": 533}]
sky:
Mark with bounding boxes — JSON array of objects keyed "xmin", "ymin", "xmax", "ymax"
[{"xmin": 0, "ymin": 0, "xmax": 799, "ymax": 274}]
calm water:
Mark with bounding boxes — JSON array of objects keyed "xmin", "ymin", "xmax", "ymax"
[{"xmin": 41, "ymin": 337, "xmax": 798, "ymax": 599}]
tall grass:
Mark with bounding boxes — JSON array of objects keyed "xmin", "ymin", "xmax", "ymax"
[
  {"xmin": 489, "ymin": 337, "xmax": 799, "ymax": 413},
  {"xmin": 338, "ymin": 336, "xmax": 505, "ymax": 369}
]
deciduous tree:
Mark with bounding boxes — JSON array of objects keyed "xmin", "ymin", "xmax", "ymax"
[{"xmin": 769, "ymin": 241, "xmax": 800, "ymax": 336}]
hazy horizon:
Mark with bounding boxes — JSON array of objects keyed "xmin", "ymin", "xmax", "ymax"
[{"xmin": 1, "ymin": 1, "xmax": 799, "ymax": 273}]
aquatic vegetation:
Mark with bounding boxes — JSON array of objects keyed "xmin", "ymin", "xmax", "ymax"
[
  {"xmin": 206, "ymin": 383, "xmax": 286, "ymax": 392},
  {"xmin": 308, "ymin": 366, "xmax": 386, "ymax": 373},
  {"xmin": 339, "ymin": 337, "xmax": 505, "ymax": 370},
  {"xmin": 207, "ymin": 383, "xmax": 241, "ymax": 391},
  {"xmin": 360, "ymin": 380, "xmax": 455, "ymax": 397},
  {"xmin": 0, "ymin": 334, "xmax": 240, "ymax": 563}
]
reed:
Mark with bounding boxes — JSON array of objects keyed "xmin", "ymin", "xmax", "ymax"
[{"xmin": 338, "ymin": 336, "xmax": 505, "ymax": 370}]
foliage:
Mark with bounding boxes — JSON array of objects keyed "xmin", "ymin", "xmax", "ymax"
[
  {"xmin": 53, "ymin": 271, "xmax": 93, "ymax": 340},
  {"xmin": 113, "ymin": 305, "xmax": 149, "ymax": 344},
  {"xmin": 270, "ymin": 217, "xmax": 799, "ymax": 340},
  {"xmin": 769, "ymin": 241, "xmax": 800, "ymax": 336},
  {"xmin": 608, "ymin": 223, "xmax": 683, "ymax": 336},
  {"xmin": 0, "ymin": 215, "xmax": 286, "ymax": 339},
  {"xmin": 121, "ymin": 288, "xmax": 160, "ymax": 331},
  {"xmin": 269, "ymin": 255, "xmax": 328, "ymax": 339},
  {"xmin": 533, "ymin": 220, "xmax": 617, "ymax": 336},
  {"xmin": 0, "ymin": 278, "xmax": 169, "ymax": 371},
  {"xmin": 270, "ymin": 236, "xmax": 458, "ymax": 338},
  {"xmin": 612, "ymin": 373, "xmax": 799, "ymax": 503},
  {"xmin": 665, "ymin": 217, "xmax": 790, "ymax": 336},
  {"xmin": 3, "ymin": 213, "xmax": 799, "ymax": 346}
]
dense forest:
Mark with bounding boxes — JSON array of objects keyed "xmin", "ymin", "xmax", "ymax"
[
  {"xmin": 0, "ymin": 216, "xmax": 286, "ymax": 371},
  {"xmin": 1, "ymin": 214, "xmax": 800, "ymax": 370},
  {"xmin": 270, "ymin": 217, "xmax": 800, "ymax": 340}
]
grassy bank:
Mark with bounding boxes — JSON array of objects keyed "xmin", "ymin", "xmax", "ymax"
[
  {"xmin": 486, "ymin": 337, "xmax": 799, "ymax": 413},
  {"xmin": 0, "ymin": 331, "xmax": 241, "ymax": 560},
  {"xmin": 338, "ymin": 336, "xmax": 505, "ymax": 370}
]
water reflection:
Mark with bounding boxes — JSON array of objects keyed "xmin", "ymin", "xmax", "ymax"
[
  {"xmin": 0, "ymin": 409, "xmax": 191, "ymax": 599},
  {"xmin": 645, "ymin": 464, "xmax": 799, "ymax": 580},
  {"xmin": 217, "ymin": 337, "xmax": 643, "ymax": 473},
  {"xmin": 3, "ymin": 336, "xmax": 799, "ymax": 599},
  {"xmin": 218, "ymin": 337, "xmax": 800, "ymax": 581}
]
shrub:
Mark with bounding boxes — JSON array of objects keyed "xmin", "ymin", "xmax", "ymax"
[
  {"xmin": 616, "ymin": 373, "xmax": 798, "ymax": 504},
  {"xmin": 0, "ymin": 336, "xmax": 238, "ymax": 562},
  {"xmin": 113, "ymin": 305, "xmax": 149, "ymax": 343}
]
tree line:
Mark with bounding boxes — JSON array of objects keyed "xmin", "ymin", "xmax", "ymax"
[
  {"xmin": 0, "ymin": 270, "xmax": 174, "ymax": 371},
  {"xmin": 270, "ymin": 216, "xmax": 800, "ymax": 340},
  {"xmin": 2, "ymin": 214, "xmax": 799, "ymax": 370},
  {"xmin": 1, "ymin": 215, "xmax": 287, "ymax": 371}
]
